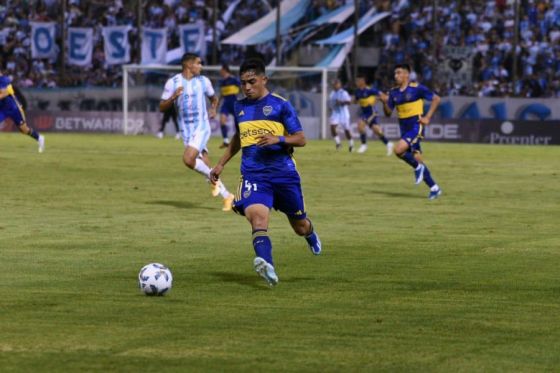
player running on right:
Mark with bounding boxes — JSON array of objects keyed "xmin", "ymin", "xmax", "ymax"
[
  {"xmin": 329, "ymin": 79, "xmax": 354, "ymax": 152},
  {"xmin": 380, "ymin": 64, "xmax": 442, "ymax": 200}
]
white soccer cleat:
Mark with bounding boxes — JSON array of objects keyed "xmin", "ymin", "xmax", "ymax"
[
  {"xmin": 156, "ymin": 131, "xmax": 164, "ymax": 139},
  {"xmin": 38, "ymin": 135, "xmax": 45, "ymax": 153},
  {"xmin": 357, "ymin": 144, "xmax": 367, "ymax": 153},
  {"xmin": 386, "ymin": 141, "xmax": 394, "ymax": 156},
  {"xmin": 253, "ymin": 257, "xmax": 278, "ymax": 287},
  {"xmin": 175, "ymin": 132, "xmax": 181, "ymax": 140}
]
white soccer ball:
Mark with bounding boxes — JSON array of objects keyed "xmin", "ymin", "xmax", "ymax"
[{"xmin": 138, "ymin": 263, "xmax": 173, "ymax": 296}]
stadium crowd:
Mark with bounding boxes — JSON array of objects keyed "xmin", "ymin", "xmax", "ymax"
[{"xmin": 1, "ymin": 0, "xmax": 560, "ymax": 97}]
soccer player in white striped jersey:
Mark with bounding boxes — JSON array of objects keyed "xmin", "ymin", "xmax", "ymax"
[
  {"xmin": 159, "ymin": 53, "xmax": 234, "ymax": 211},
  {"xmin": 329, "ymin": 79, "xmax": 354, "ymax": 152}
]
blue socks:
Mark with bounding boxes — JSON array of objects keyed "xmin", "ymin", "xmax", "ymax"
[
  {"xmin": 220, "ymin": 124, "xmax": 228, "ymax": 141},
  {"xmin": 28, "ymin": 129, "xmax": 39, "ymax": 141},
  {"xmin": 379, "ymin": 135, "xmax": 389, "ymax": 144},
  {"xmin": 400, "ymin": 151, "xmax": 419, "ymax": 168},
  {"xmin": 252, "ymin": 229, "xmax": 273, "ymax": 266},
  {"xmin": 360, "ymin": 133, "xmax": 367, "ymax": 144},
  {"xmin": 423, "ymin": 164, "xmax": 436, "ymax": 187}
]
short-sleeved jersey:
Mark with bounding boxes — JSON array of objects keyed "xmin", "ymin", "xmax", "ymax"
[
  {"xmin": 0, "ymin": 76, "xmax": 20, "ymax": 110},
  {"xmin": 219, "ymin": 76, "xmax": 240, "ymax": 102},
  {"xmin": 234, "ymin": 92, "xmax": 303, "ymax": 179},
  {"xmin": 329, "ymin": 88, "xmax": 351, "ymax": 117},
  {"xmin": 355, "ymin": 87, "xmax": 379, "ymax": 117},
  {"xmin": 161, "ymin": 73, "xmax": 215, "ymax": 132},
  {"xmin": 387, "ymin": 82, "xmax": 434, "ymax": 124}
]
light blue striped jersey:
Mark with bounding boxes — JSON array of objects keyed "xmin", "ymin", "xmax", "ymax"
[{"xmin": 161, "ymin": 73, "xmax": 215, "ymax": 138}]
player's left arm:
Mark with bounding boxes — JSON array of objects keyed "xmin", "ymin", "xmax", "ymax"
[
  {"xmin": 419, "ymin": 85, "xmax": 440, "ymax": 125},
  {"xmin": 380, "ymin": 91, "xmax": 393, "ymax": 117}
]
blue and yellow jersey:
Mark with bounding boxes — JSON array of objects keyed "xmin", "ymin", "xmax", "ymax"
[
  {"xmin": 355, "ymin": 87, "xmax": 379, "ymax": 117},
  {"xmin": 219, "ymin": 76, "xmax": 240, "ymax": 102},
  {"xmin": 387, "ymin": 82, "xmax": 434, "ymax": 125},
  {"xmin": 0, "ymin": 76, "xmax": 20, "ymax": 109},
  {"xmin": 234, "ymin": 92, "xmax": 303, "ymax": 178}
]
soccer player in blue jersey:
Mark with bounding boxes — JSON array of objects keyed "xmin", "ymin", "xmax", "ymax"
[
  {"xmin": 0, "ymin": 73, "xmax": 45, "ymax": 152},
  {"xmin": 210, "ymin": 59, "xmax": 322, "ymax": 287},
  {"xmin": 380, "ymin": 64, "xmax": 442, "ymax": 200},
  {"xmin": 160, "ymin": 53, "xmax": 234, "ymax": 211},
  {"xmin": 354, "ymin": 76, "xmax": 393, "ymax": 155},
  {"xmin": 217, "ymin": 64, "xmax": 241, "ymax": 149}
]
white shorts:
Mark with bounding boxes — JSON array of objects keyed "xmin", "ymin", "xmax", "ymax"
[
  {"xmin": 330, "ymin": 113, "xmax": 351, "ymax": 131},
  {"xmin": 182, "ymin": 126, "xmax": 211, "ymax": 153}
]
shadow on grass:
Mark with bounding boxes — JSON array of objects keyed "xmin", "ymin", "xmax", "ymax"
[
  {"xmin": 211, "ymin": 271, "xmax": 265, "ymax": 290},
  {"xmin": 211, "ymin": 271, "xmax": 314, "ymax": 289},
  {"xmin": 368, "ymin": 190, "xmax": 419, "ymax": 199},
  {"xmin": 147, "ymin": 200, "xmax": 214, "ymax": 210}
]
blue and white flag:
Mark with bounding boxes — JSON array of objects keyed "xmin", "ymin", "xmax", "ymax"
[
  {"xmin": 141, "ymin": 27, "xmax": 167, "ymax": 64},
  {"xmin": 31, "ymin": 22, "xmax": 57, "ymax": 59},
  {"xmin": 67, "ymin": 27, "xmax": 93, "ymax": 66},
  {"xmin": 179, "ymin": 22, "xmax": 206, "ymax": 57},
  {"xmin": 102, "ymin": 26, "xmax": 131, "ymax": 65}
]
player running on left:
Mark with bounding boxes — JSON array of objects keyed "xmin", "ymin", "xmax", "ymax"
[
  {"xmin": 0, "ymin": 73, "xmax": 45, "ymax": 152},
  {"xmin": 159, "ymin": 53, "xmax": 234, "ymax": 211}
]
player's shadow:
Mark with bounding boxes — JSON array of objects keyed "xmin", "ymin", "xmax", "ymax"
[
  {"xmin": 368, "ymin": 190, "xmax": 419, "ymax": 199},
  {"xmin": 211, "ymin": 271, "xmax": 265, "ymax": 289},
  {"xmin": 146, "ymin": 200, "xmax": 214, "ymax": 210},
  {"xmin": 211, "ymin": 271, "xmax": 313, "ymax": 289}
]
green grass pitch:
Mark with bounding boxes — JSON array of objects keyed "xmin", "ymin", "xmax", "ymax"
[{"xmin": 1, "ymin": 133, "xmax": 559, "ymax": 372}]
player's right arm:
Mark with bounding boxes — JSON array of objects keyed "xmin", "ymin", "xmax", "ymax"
[
  {"xmin": 380, "ymin": 91, "xmax": 393, "ymax": 117},
  {"xmin": 210, "ymin": 131, "xmax": 241, "ymax": 183},
  {"xmin": 159, "ymin": 79, "xmax": 183, "ymax": 112}
]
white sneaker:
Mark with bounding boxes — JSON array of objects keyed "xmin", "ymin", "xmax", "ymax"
[
  {"xmin": 38, "ymin": 135, "xmax": 45, "ymax": 153},
  {"xmin": 175, "ymin": 133, "xmax": 181, "ymax": 140},
  {"xmin": 357, "ymin": 144, "xmax": 367, "ymax": 153},
  {"xmin": 156, "ymin": 132, "xmax": 164, "ymax": 139},
  {"xmin": 253, "ymin": 257, "xmax": 278, "ymax": 287},
  {"xmin": 386, "ymin": 141, "xmax": 394, "ymax": 156}
]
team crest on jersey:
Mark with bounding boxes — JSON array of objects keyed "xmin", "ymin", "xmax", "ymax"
[
  {"xmin": 405, "ymin": 93, "xmax": 412, "ymax": 100},
  {"xmin": 263, "ymin": 105, "xmax": 273, "ymax": 116}
]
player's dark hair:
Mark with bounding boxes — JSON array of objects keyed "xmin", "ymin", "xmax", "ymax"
[
  {"xmin": 221, "ymin": 64, "xmax": 231, "ymax": 73},
  {"xmin": 239, "ymin": 58, "xmax": 266, "ymax": 76},
  {"xmin": 356, "ymin": 75, "xmax": 366, "ymax": 81},
  {"xmin": 181, "ymin": 52, "xmax": 199, "ymax": 64},
  {"xmin": 394, "ymin": 64, "xmax": 411, "ymax": 72}
]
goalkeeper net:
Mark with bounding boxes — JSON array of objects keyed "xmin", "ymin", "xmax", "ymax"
[{"xmin": 122, "ymin": 64, "xmax": 337, "ymax": 139}]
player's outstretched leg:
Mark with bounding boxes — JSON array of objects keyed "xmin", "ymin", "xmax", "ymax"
[
  {"xmin": 394, "ymin": 141, "xmax": 424, "ymax": 184},
  {"xmin": 414, "ymin": 153, "xmax": 442, "ymax": 200},
  {"xmin": 344, "ymin": 129, "xmax": 354, "ymax": 152},
  {"xmin": 183, "ymin": 147, "xmax": 234, "ymax": 210},
  {"xmin": 290, "ymin": 218, "xmax": 322, "ymax": 255},
  {"xmin": 19, "ymin": 123, "xmax": 44, "ymax": 153},
  {"xmin": 246, "ymin": 206, "xmax": 278, "ymax": 286}
]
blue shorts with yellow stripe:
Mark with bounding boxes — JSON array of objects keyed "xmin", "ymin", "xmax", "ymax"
[
  {"xmin": 400, "ymin": 118, "xmax": 424, "ymax": 153},
  {"xmin": 233, "ymin": 173, "xmax": 307, "ymax": 220},
  {"xmin": 220, "ymin": 99, "xmax": 236, "ymax": 116},
  {"xmin": 0, "ymin": 103, "xmax": 25, "ymax": 126},
  {"xmin": 359, "ymin": 113, "xmax": 378, "ymax": 127}
]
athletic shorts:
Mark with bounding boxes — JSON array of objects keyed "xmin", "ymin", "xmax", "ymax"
[
  {"xmin": 360, "ymin": 113, "xmax": 378, "ymax": 127},
  {"xmin": 0, "ymin": 104, "xmax": 25, "ymax": 126},
  {"xmin": 220, "ymin": 100, "xmax": 236, "ymax": 116},
  {"xmin": 400, "ymin": 122, "xmax": 424, "ymax": 153},
  {"xmin": 330, "ymin": 112, "xmax": 351, "ymax": 131},
  {"xmin": 181, "ymin": 125, "xmax": 211, "ymax": 153},
  {"xmin": 233, "ymin": 173, "xmax": 307, "ymax": 220}
]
